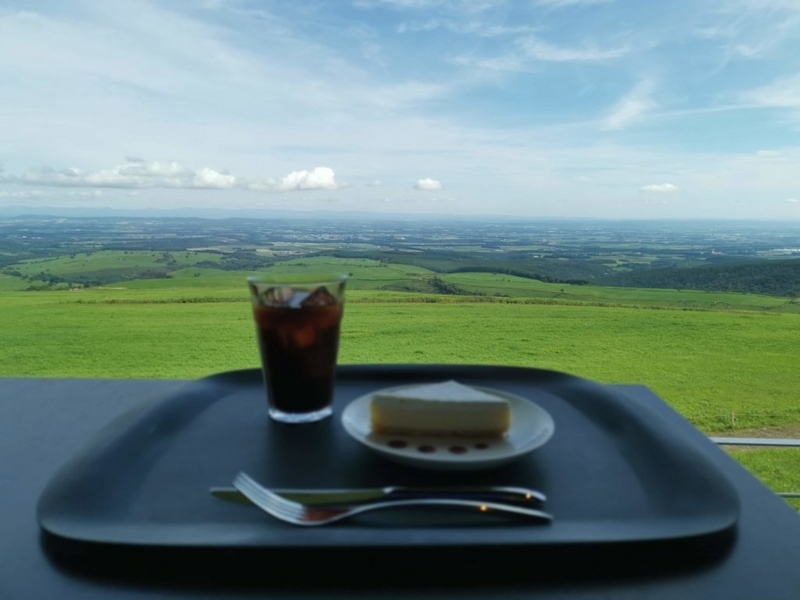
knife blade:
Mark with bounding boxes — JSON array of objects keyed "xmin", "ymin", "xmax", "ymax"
[{"xmin": 210, "ymin": 485, "xmax": 546, "ymax": 506}]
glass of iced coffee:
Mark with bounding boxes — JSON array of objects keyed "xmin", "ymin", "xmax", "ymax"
[{"xmin": 247, "ymin": 273, "xmax": 348, "ymax": 423}]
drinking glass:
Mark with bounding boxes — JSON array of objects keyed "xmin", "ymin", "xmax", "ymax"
[{"xmin": 247, "ymin": 273, "xmax": 348, "ymax": 423}]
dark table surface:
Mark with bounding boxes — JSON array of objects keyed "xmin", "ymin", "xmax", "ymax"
[{"xmin": 2, "ymin": 374, "xmax": 799, "ymax": 599}]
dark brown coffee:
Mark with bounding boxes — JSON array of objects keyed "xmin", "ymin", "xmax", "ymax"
[{"xmin": 252, "ymin": 295, "xmax": 343, "ymax": 415}]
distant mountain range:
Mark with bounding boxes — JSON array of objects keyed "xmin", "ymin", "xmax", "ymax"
[
  {"xmin": 2, "ymin": 205, "xmax": 799, "ymax": 226},
  {"xmin": 0, "ymin": 204, "xmax": 531, "ymax": 222}
]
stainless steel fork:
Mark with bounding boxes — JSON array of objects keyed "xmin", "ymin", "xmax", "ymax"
[{"xmin": 233, "ymin": 472, "xmax": 554, "ymax": 526}]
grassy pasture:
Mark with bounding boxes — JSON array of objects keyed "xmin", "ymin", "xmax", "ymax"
[
  {"xmin": 731, "ymin": 449, "xmax": 800, "ymax": 506},
  {"xmin": 13, "ymin": 249, "xmax": 221, "ymax": 277},
  {"xmin": 2, "ymin": 285, "xmax": 797, "ymax": 433},
  {"xmin": 1, "ymin": 256, "xmax": 797, "ymax": 506},
  {"xmin": 0, "ymin": 273, "xmax": 29, "ymax": 291},
  {"xmin": 442, "ymin": 272, "xmax": 800, "ymax": 312},
  {"xmin": 122, "ymin": 268, "xmax": 252, "ymax": 291}
]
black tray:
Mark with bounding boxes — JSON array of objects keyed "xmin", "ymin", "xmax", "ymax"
[{"xmin": 37, "ymin": 365, "xmax": 739, "ymax": 550}]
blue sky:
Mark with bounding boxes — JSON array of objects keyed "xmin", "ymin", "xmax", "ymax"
[{"xmin": 1, "ymin": 0, "xmax": 799, "ymax": 219}]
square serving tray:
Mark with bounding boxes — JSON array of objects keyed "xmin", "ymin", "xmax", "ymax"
[{"xmin": 37, "ymin": 365, "xmax": 739, "ymax": 550}]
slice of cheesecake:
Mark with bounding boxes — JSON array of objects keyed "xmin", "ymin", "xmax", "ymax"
[{"xmin": 370, "ymin": 380, "xmax": 511, "ymax": 437}]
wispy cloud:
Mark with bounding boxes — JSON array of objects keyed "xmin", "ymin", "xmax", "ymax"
[
  {"xmin": 0, "ymin": 190, "xmax": 44, "ymax": 200},
  {"xmin": 399, "ymin": 19, "xmax": 540, "ymax": 36},
  {"xmin": 533, "ymin": 0, "xmax": 616, "ymax": 8},
  {"xmin": 739, "ymin": 74, "xmax": 800, "ymax": 108},
  {"xmin": 357, "ymin": 0, "xmax": 496, "ymax": 11},
  {"xmin": 355, "ymin": 0, "xmax": 446, "ymax": 9},
  {"xmin": 695, "ymin": 0, "xmax": 800, "ymax": 64},
  {"xmin": 369, "ymin": 81, "xmax": 454, "ymax": 110},
  {"xmin": 517, "ymin": 36, "xmax": 629, "ymax": 62},
  {"xmin": 603, "ymin": 79, "xmax": 657, "ymax": 130},
  {"xmin": 451, "ymin": 53, "xmax": 525, "ymax": 73},
  {"xmin": 639, "ymin": 183, "xmax": 679, "ymax": 193},
  {"xmin": 453, "ymin": 34, "xmax": 629, "ymax": 74}
]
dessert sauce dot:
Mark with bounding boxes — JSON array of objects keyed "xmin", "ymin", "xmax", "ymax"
[
  {"xmin": 388, "ymin": 439, "xmax": 408, "ymax": 449},
  {"xmin": 448, "ymin": 446, "xmax": 468, "ymax": 454},
  {"xmin": 417, "ymin": 445, "xmax": 436, "ymax": 453},
  {"xmin": 474, "ymin": 442, "xmax": 490, "ymax": 450}
]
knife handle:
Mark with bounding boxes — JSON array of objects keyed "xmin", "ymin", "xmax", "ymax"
[{"xmin": 386, "ymin": 486, "xmax": 545, "ymax": 504}]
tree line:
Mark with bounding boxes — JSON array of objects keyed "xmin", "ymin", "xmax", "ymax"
[{"xmin": 603, "ymin": 259, "xmax": 800, "ymax": 297}]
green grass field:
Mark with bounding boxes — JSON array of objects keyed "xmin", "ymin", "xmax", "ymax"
[
  {"xmin": 2, "ymin": 253, "xmax": 798, "ymax": 433},
  {"xmin": 1, "ymin": 253, "xmax": 797, "ymax": 507},
  {"xmin": 730, "ymin": 449, "xmax": 800, "ymax": 505},
  {"xmin": 13, "ymin": 249, "xmax": 222, "ymax": 277},
  {"xmin": 3, "ymin": 288, "xmax": 796, "ymax": 431},
  {"xmin": 443, "ymin": 271, "xmax": 800, "ymax": 312}
]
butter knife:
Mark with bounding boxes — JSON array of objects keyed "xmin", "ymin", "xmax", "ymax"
[{"xmin": 211, "ymin": 485, "xmax": 545, "ymax": 506}]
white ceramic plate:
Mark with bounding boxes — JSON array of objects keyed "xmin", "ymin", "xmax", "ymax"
[{"xmin": 341, "ymin": 385, "xmax": 555, "ymax": 471}]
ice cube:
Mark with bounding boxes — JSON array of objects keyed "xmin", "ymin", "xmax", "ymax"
[
  {"xmin": 264, "ymin": 286, "xmax": 293, "ymax": 306},
  {"xmin": 288, "ymin": 291, "xmax": 307, "ymax": 309},
  {"xmin": 300, "ymin": 286, "xmax": 336, "ymax": 308}
]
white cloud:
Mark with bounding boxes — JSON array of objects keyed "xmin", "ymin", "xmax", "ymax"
[
  {"xmin": 414, "ymin": 177, "xmax": 443, "ymax": 190},
  {"xmin": 639, "ymin": 183, "xmax": 679, "ymax": 193},
  {"xmin": 2, "ymin": 160, "xmax": 339, "ymax": 193},
  {"xmin": 603, "ymin": 79, "xmax": 657, "ymax": 130},
  {"xmin": 787, "ymin": 198, "xmax": 799, "ymax": 203},
  {"xmin": 11, "ymin": 161, "xmax": 238, "ymax": 190},
  {"xmin": 192, "ymin": 167, "xmax": 237, "ymax": 189},
  {"xmin": 275, "ymin": 167, "xmax": 339, "ymax": 191}
]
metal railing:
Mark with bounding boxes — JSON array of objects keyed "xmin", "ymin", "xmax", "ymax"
[{"xmin": 711, "ymin": 437, "xmax": 800, "ymax": 499}]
